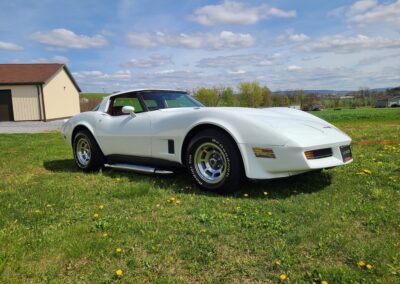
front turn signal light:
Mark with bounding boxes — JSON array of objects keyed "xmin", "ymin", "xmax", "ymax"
[
  {"xmin": 304, "ymin": 150, "xmax": 314, "ymax": 160},
  {"xmin": 253, "ymin": 148, "xmax": 276, "ymax": 158}
]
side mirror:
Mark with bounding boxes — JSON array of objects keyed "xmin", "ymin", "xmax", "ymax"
[{"xmin": 122, "ymin": 106, "xmax": 136, "ymax": 117}]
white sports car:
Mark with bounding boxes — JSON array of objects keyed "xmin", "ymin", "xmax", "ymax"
[{"xmin": 61, "ymin": 89, "xmax": 353, "ymax": 193}]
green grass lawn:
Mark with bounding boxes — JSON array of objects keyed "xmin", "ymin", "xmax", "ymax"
[
  {"xmin": 0, "ymin": 108, "xmax": 399, "ymax": 283},
  {"xmin": 311, "ymin": 107, "xmax": 400, "ymax": 123},
  {"xmin": 80, "ymin": 93, "xmax": 110, "ymax": 99}
]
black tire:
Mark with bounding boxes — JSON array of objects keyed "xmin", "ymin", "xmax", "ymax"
[
  {"xmin": 73, "ymin": 129, "xmax": 105, "ymax": 172},
  {"xmin": 186, "ymin": 129, "xmax": 244, "ymax": 193}
]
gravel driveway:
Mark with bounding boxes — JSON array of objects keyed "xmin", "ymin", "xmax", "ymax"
[{"xmin": 0, "ymin": 120, "xmax": 65, "ymax": 134}]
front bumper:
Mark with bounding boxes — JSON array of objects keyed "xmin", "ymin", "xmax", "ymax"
[{"xmin": 239, "ymin": 141, "xmax": 353, "ymax": 179}]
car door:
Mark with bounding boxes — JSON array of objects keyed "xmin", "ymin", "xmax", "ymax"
[{"xmin": 95, "ymin": 93, "xmax": 152, "ymax": 158}]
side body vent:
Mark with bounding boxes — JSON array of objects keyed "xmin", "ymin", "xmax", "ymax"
[{"xmin": 168, "ymin": 140, "xmax": 175, "ymax": 154}]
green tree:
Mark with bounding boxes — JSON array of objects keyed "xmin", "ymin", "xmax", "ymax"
[
  {"xmin": 193, "ymin": 87, "xmax": 219, "ymax": 106},
  {"xmin": 274, "ymin": 95, "xmax": 290, "ymax": 106},
  {"xmin": 219, "ymin": 87, "xmax": 235, "ymax": 106},
  {"xmin": 237, "ymin": 81, "xmax": 263, "ymax": 107},
  {"xmin": 261, "ymin": 86, "xmax": 272, "ymax": 107}
]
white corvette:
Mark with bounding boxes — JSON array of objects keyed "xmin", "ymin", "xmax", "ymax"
[{"xmin": 61, "ymin": 89, "xmax": 353, "ymax": 193}]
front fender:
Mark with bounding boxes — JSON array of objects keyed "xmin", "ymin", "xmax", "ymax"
[{"xmin": 62, "ymin": 113, "xmax": 98, "ymax": 147}]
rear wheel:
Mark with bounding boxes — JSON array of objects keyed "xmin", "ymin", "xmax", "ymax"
[
  {"xmin": 73, "ymin": 129, "xmax": 105, "ymax": 171},
  {"xmin": 186, "ymin": 129, "xmax": 243, "ymax": 193}
]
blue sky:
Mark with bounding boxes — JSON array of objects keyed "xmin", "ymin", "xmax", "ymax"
[{"xmin": 0, "ymin": 0, "xmax": 399, "ymax": 92}]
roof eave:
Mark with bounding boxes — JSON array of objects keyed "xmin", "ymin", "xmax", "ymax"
[
  {"xmin": 62, "ymin": 65, "xmax": 82, "ymax": 93},
  {"xmin": 0, "ymin": 82, "xmax": 45, "ymax": 86}
]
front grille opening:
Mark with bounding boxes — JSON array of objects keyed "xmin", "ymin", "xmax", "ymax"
[{"xmin": 305, "ymin": 148, "xmax": 333, "ymax": 160}]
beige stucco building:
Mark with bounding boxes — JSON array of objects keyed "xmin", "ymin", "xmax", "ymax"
[{"xmin": 0, "ymin": 64, "xmax": 81, "ymax": 121}]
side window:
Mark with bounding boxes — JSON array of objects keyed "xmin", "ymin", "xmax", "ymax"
[
  {"xmin": 166, "ymin": 94, "xmax": 194, "ymax": 108},
  {"xmin": 143, "ymin": 99, "xmax": 159, "ymax": 111},
  {"xmin": 108, "ymin": 95, "xmax": 144, "ymax": 116}
]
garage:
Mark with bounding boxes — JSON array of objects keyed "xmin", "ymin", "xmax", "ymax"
[
  {"xmin": 0, "ymin": 90, "xmax": 14, "ymax": 121},
  {"xmin": 0, "ymin": 64, "xmax": 81, "ymax": 121}
]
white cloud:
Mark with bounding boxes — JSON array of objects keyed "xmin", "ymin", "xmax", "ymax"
[
  {"xmin": 303, "ymin": 34, "xmax": 400, "ymax": 53},
  {"xmin": 0, "ymin": 41, "xmax": 23, "ymax": 51},
  {"xmin": 31, "ymin": 55, "xmax": 69, "ymax": 64},
  {"xmin": 330, "ymin": 0, "xmax": 400, "ymax": 27},
  {"xmin": 154, "ymin": 69, "xmax": 176, "ymax": 74},
  {"xmin": 123, "ymin": 55, "xmax": 172, "ymax": 68},
  {"xmin": 197, "ymin": 53, "xmax": 283, "ymax": 68},
  {"xmin": 30, "ymin": 28, "xmax": 108, "ymax": 49},
  {"xmin": 287, "ymin": 65, "xmax": 303, "ymax": 71},
  {"xmin": 228, "ymin": 69, "xmax": 246, "ymax": 74},
  {"xmin": 125, "ymin": 32, "xmax": 158, "ymax": 48},
  {"xmin": 357, "ymin": 52, "xmax": 400, "ymax": 65},
  {"xmin": 276, "ymin": 30, "xmax": 309, "ymax": 44},
  {"xmin": 125, "ymin": 31, "xmax": 255, "ymax": 49},
  {"xmin": 348, "ymin": 0, "xmax": 400, "ymax": 27},
  {"xmin": 190, "ymin": 1, "xmax": 296, "ymax": 26},
  {"xmin": 73, "ymin": 70, "xmax": 131, "ymax": 81},
  {"xmin": 348, "ymin": 0, "xmax": 377, "ymax": 15}
]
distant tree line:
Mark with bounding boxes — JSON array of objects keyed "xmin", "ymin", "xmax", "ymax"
[
  {"xmin": 192, "ymin": 82, "xmax": 399, "ymax": 110},
  {"xmin": 193, "ymin": 82, "xmax": 273, "ymax": 108}
]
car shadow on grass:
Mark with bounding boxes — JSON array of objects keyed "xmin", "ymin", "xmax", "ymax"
[
  {"xmin": 43, "ymin": 159, "xmax": 83, "ymax": 173},
  {"xmin": 43, "ymin": 159, "xmax": 332, "ymax": 199}
]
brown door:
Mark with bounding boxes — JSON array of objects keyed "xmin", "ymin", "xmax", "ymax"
[{"xmin": 0, "ymin": 90, "xmax": 14, "ymax": 121}]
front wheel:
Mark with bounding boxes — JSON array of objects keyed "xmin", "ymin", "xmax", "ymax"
[
  {"xmin": 73, "ymin": 129, "xmax": 105, "ymax": 172},
  {"xmin": 186, "ymin": 129, "xmax": 244, "ymax": 193}
]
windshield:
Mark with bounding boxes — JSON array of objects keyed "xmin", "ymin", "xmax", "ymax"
[{"xmin": 141, "ymin": 91, "xmax": 203, "ymax": 111}]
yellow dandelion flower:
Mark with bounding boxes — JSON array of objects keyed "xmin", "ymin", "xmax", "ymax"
[
  {"xmin": 279, "ymin": 273, "xmax": 287, "ymax": 281},
  {"xmin": 321, "ymin": 281, "xmax": 328, "ymax": 284},
  {"xmin": 268, "ymin": 211, "xmax": 272, "ymax": 216},
  {"xmin": 99, "ymin": 204, "xmax": 105, "ymax": 209},
  {"xmin": 116, "ymin": 247, "xmax": 123, "ymax": 254},
  {"xmin": 243, "ymin": 193, "xmax": 249, "ymax": 197},
  {"xmin": 46, "ymin": 204, "xmax": 52, "ymax": 208},
  {"xmin": 175, "ymin": 200, "xmax": 181, "ymax": 204},
  {"xmin": 263, "ymin": 191, "xmax": 268, "ymax": 196},
  {"xmin": 102, "ymin": 232, "xmax": 108, "ymax": 238},
  {"xmin": 274, "ymin": 259, "xmax": 281, "ymax": 266},
  {"xmin": 362, "ymin": 169, "xmax": 372, "ymax": 175},
  {"xmin": 34, "ymin": 209, "xmax": 41, "ymax": 214},
  {"xmin": 93, "ymin": 213, "xmax": 99, "ymax": 218},
  {"xmin": 366, "ymin": 263, "xmax": 374, "ymax": 270},
  {"xmin": 170, "ymin": 197, "xmax": 175, "ymax": 201},
  {"xmin": 357, "ymin": 260, "xmax": 366, "ymax": 267},
  {"xmin": 115, "ymin": 269, "xmax": 123, "ymax": 277}
]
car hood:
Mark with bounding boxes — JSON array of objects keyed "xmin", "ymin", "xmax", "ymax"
[
  {"xmin": 206, "ymin": 107, "xmax": 351, "ymax": 147},
  {"xmin": 157, "ymin": 107, "xmax": 351, "ymax": 147}
]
